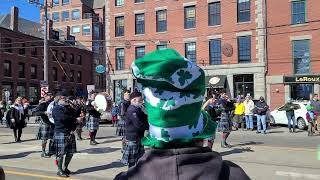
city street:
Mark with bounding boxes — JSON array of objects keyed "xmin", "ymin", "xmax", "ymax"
[{"xmin": 0, "ymin": 119, "xmax": 319, "ymax": 180}]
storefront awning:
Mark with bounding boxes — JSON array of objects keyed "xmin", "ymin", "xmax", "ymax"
[{"xmin": 206, "ymin": 75, "xmax": 226, "ymax": 88}]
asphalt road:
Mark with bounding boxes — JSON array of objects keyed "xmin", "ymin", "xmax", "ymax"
[{"xmin": 1, "ymin": 122, "xmax": 319, "ymax": 180}]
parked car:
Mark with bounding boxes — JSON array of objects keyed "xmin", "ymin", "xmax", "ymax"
[
  {"xmin": 100, "ymin": 111, "xmax": 112, "ymax": 123},
  {"xmin": 270, "ymin": 102, "xmax": 308, "ymax": 130}
]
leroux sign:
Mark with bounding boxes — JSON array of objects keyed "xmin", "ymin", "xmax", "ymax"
[{"xmin": 284, "ymin": 75, "xmax": 320, "ymax": 83}]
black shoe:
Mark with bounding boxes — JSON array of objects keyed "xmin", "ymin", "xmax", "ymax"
[
  {"xmin": 289, "ymin": 129, "xmax": 292, "ymax": 133},
  {"xmin": 64, "ymin": 169, "xmax": 72, "ymax": 175},
  {"xmin": 256, "ymin": 131, "xmax": 260, "ymax": 134},
  {"xmin": 93, "ymin": 141, "xmax": 100, "ymax": 144},
  {"xmin": 225, "ymin": 142, "xmax": 232, "ymax": 148},
  {"xmin": 41, "ymin": 152, "xmax": 50, "ymax": 158},
  {"xmin": 251, "ymin": 129, "xmax": 254, "ymax": 131},
  {"xmin": 57, "ymin": 170, "xmax": 69, "ymax": 177},
  {"xmin": 16, "ymin": 139, "xmax": 22, "ymax": 143}
]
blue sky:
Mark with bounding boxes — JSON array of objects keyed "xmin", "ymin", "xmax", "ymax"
[{"xmin": 0, "ymin": 0, "xmax": 41, "ymax": 22}]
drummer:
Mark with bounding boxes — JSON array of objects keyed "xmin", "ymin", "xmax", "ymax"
[{"xmin": 85, "ymin": 91, "xmax": 101, "ymax": 145}]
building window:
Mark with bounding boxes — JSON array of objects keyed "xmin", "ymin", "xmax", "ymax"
[
  {"xmin": 53, "ymin": 67, "xmax": 58, "ymax": 81},
  {"xmin": 70, "ymin": 70, "xmax": 74, "ymax": 82},
  {"xmin": 135, "ymin": 0, "xmax": 144, "ymax": 3},
  {"xmin": 237, "ymin": 36, "xmax": 251, "ymax": 63},
  {"xmin": 135, "ymin": 13, "xmax": 145, "ymax": 35},
  {"xmin": 157, "ymin": 44, "xmax": 167, "ymax": 50},
  {"xmin": 209, "ymin": 39, "xmax": 222, "ymax": 65},
  {"xmin": 115, "ymin": 16, "xmax": 124, "ymax": 37},
  {"xmin": 185, "ymin": 42, "xmax": 196, "ymax": 63},
  {"xmin": 293, "ymin": 39, "xmax": 310, "ymax": 74},
  {"xmin": 291, "ymin": 0, "xmax": 306, "ymax": 25},
  {"xmin": 82, "ymin": 24, "xmax": 91, "ymax": 36},
  {"xmin": 31, "ymin": 45, "xmax": 37, "ymax": 57},
  {"xmin": 52, "ymin": 30, "xmax": 59, "ymax": 40},
  {"xmin": 156, "ymin": 10, "xmax": 167, "ymax": 32},
  {"xmin": 70, "ymin": 54, "xmax": 74, "ymax": 64},
  {"xmin": 135, "ymin": 46, "xmax": 145, "ymax": 59},
  {"xmin": 184, "ymin": 6, "xmax": 196, "ymax": 29},
  {"xmin": 291, "ymin": 84, "xmax": 313, "ymax": 100},
  {"xmin": 77, "ymin": 55, "xmax": 82, "ymax": 65},
  {"xmin": 208, "ymin": 2, "xmax": 221, "ymax": 26},
  {"xmin": 62, "ymin": 11, "xmax": 69, "ymax": 21},
  {"xmin": 77, "ymin": 71, "xmax": 82, "ymax": 83},
  {"xmin": 29, "ymin": 86, "xmax": 39, "ymax": 104},
  {"xmin": 19, "ymin": 43, "xmax": 26, "ymax": 55},
  {"xmin": 3, "ymin": 38, "xmax": 12, "ymax": 53},
  {"xmin": 71, "ymin": 26, "xmax": 80, "ymax": 34},
  {"xmin": 116, "ymin": 48, "xmax": 125, "ymax": 70},
  {"xmin": 17, "ymin": 85, "xmax": 26, "ymax": 97},
  {"xmin": 31, "ymin": 64, "xmax": 37, "ymax": 79},
  {"xmin": 234, "ymin": 74, "xmax": 254, "ymax": 97},
  {"xmin": 18, "ymin": 63, "xmax": 25, "ymax": 78},
  {"xmin": 52, "ymin": 12, "xmax": 60, "ymax": 22},
  {"xmin": 53, "ymin": 0, "xmax": 59, "ymax": 6},
  {"xmin": 72, "ymin": 9, "xmax": 80, "ymax": 20},
  {"xmin": 114, "ymin": 80, "xmax": 127, "ymax": 103},
  {"xmin": 4, "ymin": 60, "xmax": 11, "ymax": 77},
  {"xmin": 93, "ymin": 42, "xmax": 100, "ymax": 54},
  {"xmin": 62, "ymin": 0, "xmax": 69, "ymax": 5},
  {"xmin": 115, "ymin": 0, "xmax": 124, "ymax": 6},
  {"xmin": 237, "ymin": 0, "xmax": 250, "ymax": 22},
  {"xmin": 61, "ymin": 51, "xmax": 66, "ymax": 62}
]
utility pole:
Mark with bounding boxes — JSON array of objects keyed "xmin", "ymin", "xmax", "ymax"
[
  {"xmin": 43, "ymin": 0, "xmax": 49, "ymax": 82},
  {"xmin": 28, "ymin": 0, "xmax": 49, "ymax": 83}
]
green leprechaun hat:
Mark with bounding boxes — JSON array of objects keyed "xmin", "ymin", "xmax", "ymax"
[{"xmin": 132, "ymin": 48, "xmax": 217, "ymax": 148}]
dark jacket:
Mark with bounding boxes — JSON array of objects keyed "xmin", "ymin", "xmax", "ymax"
[
  {"xmin": 279, "ymin": 102, "xmax": 297, "ymax": 114},
  {"xmin": 33, "ymin": 101, "xmax": 52, "ymax": 125},
  {"xmin": 86, "ymin": 99, "xmax": 101, "ymax": 118},
  {"xmin": 52, "ymin": 105, "xmax": 77, "ymax": 133},
  {"xmin": 125, "ymin": 105, "xmax": 149, "ymax": 141},
  {"xmin": 119, "ymin": 100, "xmax": 130, "ymax": 119},
  {"xmin": 8, "ymin": 105, "xmax": 26, "ymax": 129},
  {"xmin": 255, "ymin": 100, "xmax": 269, "ymax": 115},
  {"xmin": 115, "ymin": 147, "xmax": 250, "ymax": 180},
  {"xmin": 205, "ymin": 104, "xmax": 219, "ymax": 121}
]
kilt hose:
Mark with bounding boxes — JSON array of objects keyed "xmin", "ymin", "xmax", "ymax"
[
  {"xmin": 86, "ymin": 116, "xmax": 100, "ymax": 131},
  {"xmin": 36, "ymin": 121, "xmax": 54, "ymax": 140},
  {"xmin": 116, "ymin": 118, "xmax": 125, "ymax": 136},
  {"xmin": 121, "ymin": 140, "xmax": 144, "ymax": 167},
  {"xmin": 54, "ymin": 132, "xmax": 77, "ymax": 156}
]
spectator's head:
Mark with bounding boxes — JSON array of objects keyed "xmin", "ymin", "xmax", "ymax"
[
  {"xmin": 259, "ymin": 96, "xmax": 265, "ymax": 102},
  {"xmin": 14, "ymin": 97, "xmax": 22, "ymax": 105},
  {"xmin": 130, "ymin": 91, "xmax": 143, "ymax": 106},
  {"xmin": 312, "ymin": 94, "xmax": 318, "ymax": 101},
  {"xmin": 0, "ymin": 166, "xmax": 4, "ymax": 180},
  {"xmin": 132, "ymin": 48, "xmax": 217, "ymax": 149},
  {"xmin": 245, "ymin": 95, "xmax": 251, "ymax": 101},
  {"xmin": 123, "ymin": 90, "xmax": 131, "ymax": 101}
]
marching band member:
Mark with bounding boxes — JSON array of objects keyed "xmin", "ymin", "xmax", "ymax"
[
  {"xmin": 34, "ymin": 93, "xmax": 54, "ymax": 158},
  {"xmin": 52, "ymin": 92, "xmax": 77, "ymax": 177},
  {"xmin": 86, "ymin": 91, "xmax": 101, "ymax": 145}
]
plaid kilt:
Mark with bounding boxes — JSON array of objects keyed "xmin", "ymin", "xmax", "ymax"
[
  {"xmin": 36, "ymin": 121, "xmax": 54, "ymax": 140},
  {"xmin": 86, "ymin": 116, "xmax": 100, "ymax": 131},
  {"xmin": 219, "ymin": 112, "xmax": 233, "ymax": 133},
  {"xmin": 121, "ymin": 140, "xmax": 144, "ymax": 166},
  {"xmin": 116, "ymin": 119, "xmax": 125, "ymax": 136},
  {"xmin": 54, "ymin": 132, "xmax": 77, "ymax": 156}
]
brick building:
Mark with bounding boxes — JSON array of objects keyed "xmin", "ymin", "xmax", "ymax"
[
  {"xmin": 266, "ymin": 0, "xmax": 320, "ymax": 109},
  {"xmin": 0, "ymin": 7, "xmax": 93, "ymax": 104},
  {"xmin": 107, "ymin": 0, "xmax": 267, "ymax": 102},
  {"xmin": 41, "ymin": 0, "xmax": 106, "ymax": 91}
]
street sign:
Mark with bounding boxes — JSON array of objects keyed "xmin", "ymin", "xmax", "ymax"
[
  {"xmin": 41, "ymin": 86, "xmax": 49, "ymax": 97},
  {"xmin": 95, "ymin": 65, "xmax": 106, "ymax": 74},
  {"xmin": 87, "ymin": 85, "xmax": 95, "ymax": 94}
]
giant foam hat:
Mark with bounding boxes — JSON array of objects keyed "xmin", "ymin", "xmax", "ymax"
[{"xmin": 132, "ymin": 48, "xmax": 217, "ymax": 148}]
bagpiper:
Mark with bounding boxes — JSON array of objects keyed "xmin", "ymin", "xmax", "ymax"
[
  {"xmin": 85, "ymin": 91, "xmax": 101, "ymax": 145},
  {"xmin": 34, "ymin": 93, "xmax": 54, "ymax": 157}
]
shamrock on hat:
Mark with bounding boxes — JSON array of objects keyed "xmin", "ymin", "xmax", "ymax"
[{"xmin": 132, "ymin": 48, "xmax": 217, "ymax": 148}]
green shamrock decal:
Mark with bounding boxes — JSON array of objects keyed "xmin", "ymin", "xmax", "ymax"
[
  {"xmin": 155, "ymin": 89, "xmax": 165, "ymax": 95},
  {"xmin": 179, "ymin": 91, "xmax": 191, "ymax": 98},
  {"xmin": 163, "ymin": 99, "xmax": 176, "ymax": 110},
  {"xmin": 161, "ymin": 129, "xmax": 170, "ymax": 142},
  {"xmin": 177, "ymin": 70, "xmax": 192, "ymax": 86}
]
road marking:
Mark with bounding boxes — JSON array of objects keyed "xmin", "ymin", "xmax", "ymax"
[
  {"xmin": 4, "ymin": 170, "xmax": 80, "ymax": 180},
  {"xmin": 276, "ymin": 171, "xmax": 320, "ymax": 180}
]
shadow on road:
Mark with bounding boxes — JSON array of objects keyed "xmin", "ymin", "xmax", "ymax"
[
  {"xmin": 78, "ymin": 147, "xmax": 121, "ymax": 154},
  {"xmin": 232, "ymin": 141, "xmax": 264, "ymax": 147},
  {"xmin": 0, "ymin": 151, "xmax": 40, "ymax": 160},
  {"xmin": 2, "ymin": 138, "xmax": 37, "ymax": 145},
  {"xmin": 96, "ymin": 136, "xmax": 120, "ymax": 140},
  {"xmin": 220, "ymin": 148, "xmax": 254, "ymax": 156},
  {"xmin": 75, "ymin": 161, "xmax": 125, "ymax": 174},
  {"xmin": 99, "ymin": 139, "xmax": 122, "ymax": 144},
  {"xmin": 267, "ymin": 131, "xmax": 285, "ymax": 134}
]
